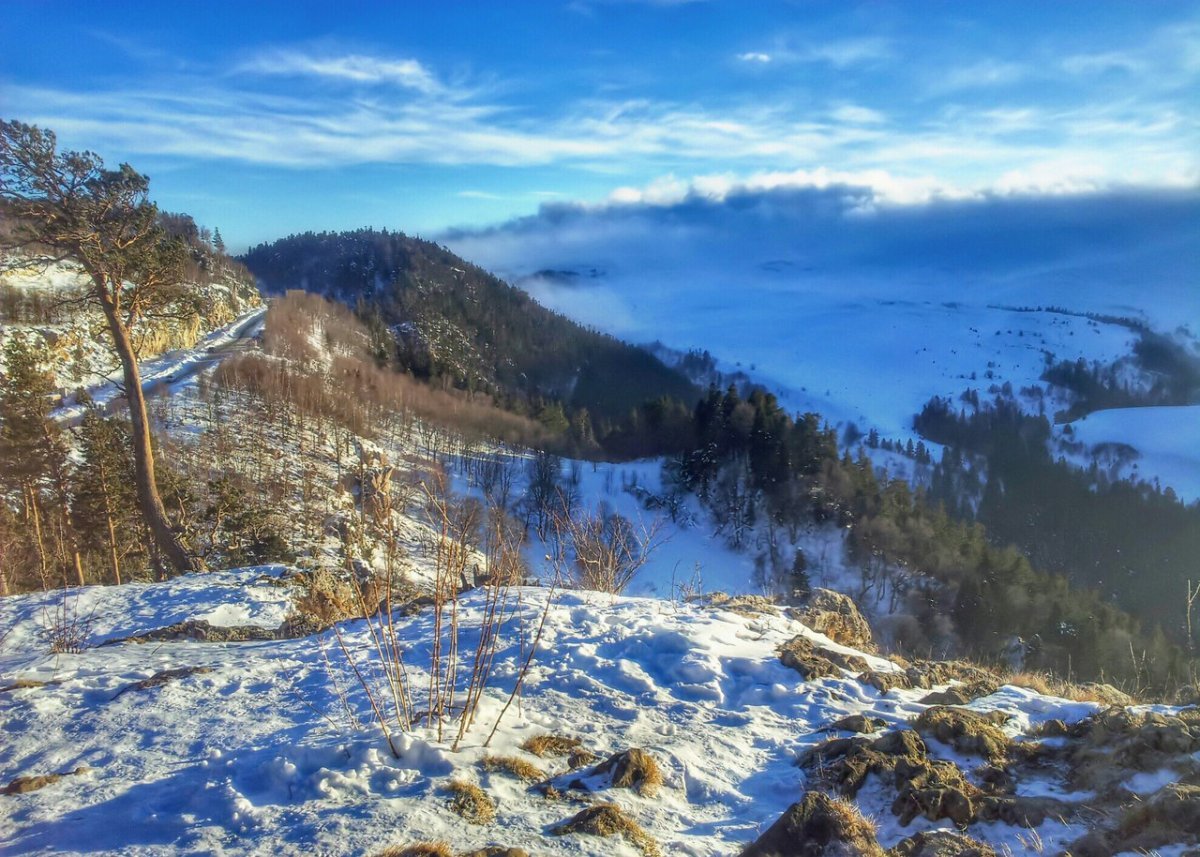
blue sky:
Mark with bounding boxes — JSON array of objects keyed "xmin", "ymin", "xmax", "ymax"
[{"xmin": 2, "ymin": 1, "xmax": 1197, "ymax": 250}]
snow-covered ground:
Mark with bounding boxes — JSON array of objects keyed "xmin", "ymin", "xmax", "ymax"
[
  {"xmin": 0, "ymin": 568, "xmax": 1108, "ymax": 856},
  {"xmin": 1065, "ymin": 404, "xmax": 1200, "ymax": 502},
  {"xmin": 52, "ymin": 306, "xmax": 266, "ymax": 425}
]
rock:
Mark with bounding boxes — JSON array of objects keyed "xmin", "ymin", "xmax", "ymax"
[
  {"xmin": 913, "ymin": 706, "xmax": 1012, "ymax": 762},
  {"xmin": 459, "ymin": 849, "xmax": 529, "ymax": 857},
  {"xmin": 827, "ymin": 715, "xmax": 887, "ymax": 734},
  {"xmin": 790, "ymin": 589, "xmax": 875, "ymax": 650},
  {"xmin": 780, "ymin": 636, "xmax": 868, "ymax": 680},
  {"xmin": 976, "ymin": 795, "xmax": 1071, "ymax": 828},
  {"xmin": 857, "ymin": 669, "xmax": 911, "ymax": 694},
  {"xmin": 918, "ymin": 679, "xmax": 999, "ymax": 706},
  {"xmin": 1077, "ymin": 682, "xmax": 1135, "ymax": 706},
  {"xmin": 742, "ymin": 791, "xmax": 886, "ymax": 857},
  {"xmin": 779, "ymin": 636, "xmax": 840, "ymax": 680},
  {"xmin": 888, "ymin": 830, "xmax": 997, "ymax": 857}
]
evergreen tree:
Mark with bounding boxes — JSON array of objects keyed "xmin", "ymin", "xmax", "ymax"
[{"xmin": 73, "ymin": 408, "xmax": 140, "ymax": 584}]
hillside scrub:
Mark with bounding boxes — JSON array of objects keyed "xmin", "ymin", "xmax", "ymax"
[{"xmin": 240, "ymin": 229, "xmax": 700, "ymax": 458}]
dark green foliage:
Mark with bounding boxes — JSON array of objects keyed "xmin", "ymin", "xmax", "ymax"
[
  {"xmin": 240, "ymin": 229, "xmax": 698, "ymax": 456},
  {"xmin": 674, "ymin": 384, "xmax": 1192, "ymax": 688},
  {"xmin": 199, "ymin": 475, "xmax": 293, "ymax": 567},
  {"xmin": 72, "ymin": 408, "xmax": 141, "ymax": 583},
  {"xmin": 920, "ymin": 392, "xmax": 1200, "ymax": 659}
]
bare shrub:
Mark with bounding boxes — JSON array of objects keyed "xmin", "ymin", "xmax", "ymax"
[{"xmin": 561, "ymin": 508, "xmax": 664, "ymax": 595}]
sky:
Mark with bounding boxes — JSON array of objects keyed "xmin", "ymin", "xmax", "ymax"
[{"xmin": 2, "ymin": 1, "xmax": 1198, "ymax": 251}]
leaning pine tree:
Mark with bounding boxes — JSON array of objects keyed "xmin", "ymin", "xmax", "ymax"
[{"xmin": 0, "ymin": 119, "xmax": 200, "ymax": 575}]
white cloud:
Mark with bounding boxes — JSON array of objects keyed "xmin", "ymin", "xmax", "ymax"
[
  {"xmin": 238, "ymin": 50, "xmax": 441, "ymax": 93},
  {"xmin": 934, "ymin": 59, "xmax": 1028, "ymax": 92},
  {"xmin": 830, "ymin": 104, "xmax": 886, "ymax": 124},
  {"xmin": 737, "ymin": 52, "xmax": 772, "ymax": 64}
]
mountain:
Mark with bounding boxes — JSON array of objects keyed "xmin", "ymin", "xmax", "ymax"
[{"xmin": 241, "ymin": 229, "xmax": 698, "ymax": 450}]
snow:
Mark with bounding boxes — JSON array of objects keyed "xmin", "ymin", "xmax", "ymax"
[
  {"xmin": 52, "ymin": 306, "xmax": 266, "ymax": 425},
  {"xmin": 0, "ymin": 566, "xmax": 1124, "ymax": 856},
  {"xmin": 446, "ymin": 206, "xmax": 1199, "ymax": 497},
  {"xmin": 1065, "ymin": 405, "xmax": 1200, "ymax": 502}
]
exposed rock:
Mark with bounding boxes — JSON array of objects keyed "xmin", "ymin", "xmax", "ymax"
[
  {"xmin": 857, "ymin": 669, "xmax": 911, "ymax": 694},
  {"xmin": 918, "ymin": 679, "xmax": 1000, "ymax": 706},
  {"xmin": 106, "ymin": 614, "xmax": 324, "ymax": 644},
  {"xmin": 888, "ymin": 830, "xmax": 997, "ymax": 857},
  {"xmin": 779, "ymin": 635, "xmax": 868, "ymax": 680},
  {"xmin": 976, "ymin": 795, "xmax": 1072, "ymax": 828},
  {"xmin": 790, "ymin": 589, "xmax": 875, "ymax": 651},
  {"xmin": 741, "ymin": 791, "xmax": 885, "ymax": 857},
  {"xmin": 113, "ymin": 666, "xmax": 213, "ymax": 698},
  {"xmin": 550, "ymin": 803, "xmax": 661, "ymax": 856},
  {"xmin": 913, "ymin": 707, "xmax": 1012, "ymax": 762},
  {"xmin": 826, "ymin": 715, "xmax": 887, "ymax": 734},
  {"xmin": 459, "ymin": 848, "xmax": 530, "ymax": 857}
]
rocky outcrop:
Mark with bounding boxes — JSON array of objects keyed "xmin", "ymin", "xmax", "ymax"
[
  {"xmin": 790, "ymin": 589, "xmax": 875, "ymax": 651},
  {"xmin": 742, "ymin": 791, "xmax": 885, "ymax": 857}
]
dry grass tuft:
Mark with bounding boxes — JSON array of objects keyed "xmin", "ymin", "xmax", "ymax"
[
  {"xmin": 480, "ymin": 754, "xmax": 546, "ymax": 783},
  {"xmin": 550, "ymin": 803, "xmax": 661, "ymax": 856},
  {"xmin": 595, "ymin": 748, "xmax": 664, "ymax": 797},
  {"xmin": 521, "ymin": 734, "xmax": 584, "ymax": 758},
  {"xmin": 446, "ymin": 779, "xmax": 497, "ymax": 825},
  {"xmin": 1003, "ymin": 671, "xmax": 1136, "ymax": 704},
  {"xmin": 372, "ymin": 843, "xmax": 453, "ymax": 857}
]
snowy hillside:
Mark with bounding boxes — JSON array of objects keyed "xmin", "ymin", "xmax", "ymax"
[
  {"xmin": 4, "ymin": 568, "xmax": 1199, "ymax": 856},
  {"xmin": 0, "ymin": 257, "xmax": 263, "ymax": 396}
]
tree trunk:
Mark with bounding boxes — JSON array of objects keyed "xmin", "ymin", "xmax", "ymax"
[{"xmin": 97, "ymin": 291, "xmax": 200, "ymax": 576}]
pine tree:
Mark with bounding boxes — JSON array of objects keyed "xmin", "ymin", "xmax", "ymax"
[
  {"xmin": 73, "ymin": 408, "xmax": 140, "ymax": 584},
  {"xmin": 1, "ymin": 119, "xmax": 200, "ymax": 575},
  {"xmin": 0, "ymin": 332, "xmax": 81, "ymax": 586}
]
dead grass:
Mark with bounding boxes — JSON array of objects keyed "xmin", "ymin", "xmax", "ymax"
[
  {"xmin": 550, "ymin": 803, "xmax": 661, "ymax": 857},
  {"xmin": 2, "ymin": 766, "xmax": 91, "ymax": 795},
  {"xmin": 372, "ymin": 844, "xmax": 453, "ymax": 857},
  {"xmin": 446, "ymin": 779, "xmax": 497, "ymax": 825},
  {"xmin": 913, "ymin": 706, "xmax": 1013, "ymax": 762},
  {"xmin": 521, "ymin": 734, "xmax": 584, "ymax": 758},
  {"xmin": 480, "ymin": 755, "xmax": 546, "ymax": 783},
  {"xmin": 1003, "ymin": 670, "xmax": 1136, "ymax": 704},
  {"xmin": 595, "ymin": 748, "xmax": 664, "ymax": 797}
]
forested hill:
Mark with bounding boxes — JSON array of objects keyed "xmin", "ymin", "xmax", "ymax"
[{"xmin": 241, "ymin": 229, "xmax": 698, "ymax": 453}]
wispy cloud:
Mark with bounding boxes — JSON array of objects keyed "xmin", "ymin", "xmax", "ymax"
[
  {"xmin": 8, "ymin": 41, "xmax": 1196, "ymax": 193},
  {"xmin": 739, "ymin": 37, "xmax": 893, "ymax": 69},
  {"xmin": 237, "ymin": 49, "xmax": 441, "ymax": 93}
]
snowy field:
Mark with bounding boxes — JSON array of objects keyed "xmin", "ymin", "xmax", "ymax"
[
  {"xmin": 1065, "ymin": 405, "xmax": 1200, "ymax": 502},
  {"xmin": 0, "ymin": 568, "xmax": 1115, "ymax": 856}
]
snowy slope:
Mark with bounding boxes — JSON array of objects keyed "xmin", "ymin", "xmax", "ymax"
[
  {"xmin": 0, "ymin": 568, "xmax": 1116, "ymax": 856},
  {"xmin": 1065, "ymin": 405, "xmax": 1200, "ymax": 501}
]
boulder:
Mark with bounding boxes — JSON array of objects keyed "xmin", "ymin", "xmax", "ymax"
[
  {"xmin": 791, "ymin": 589, "xmax": 875, "ymax": 651},
  {"xmin": 742, "ymin": 791, "xmax": 886, "ymax": 857},
  {"xmin": 888, "ymin": 830, "xmax": 997, "ymax": 857}
]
